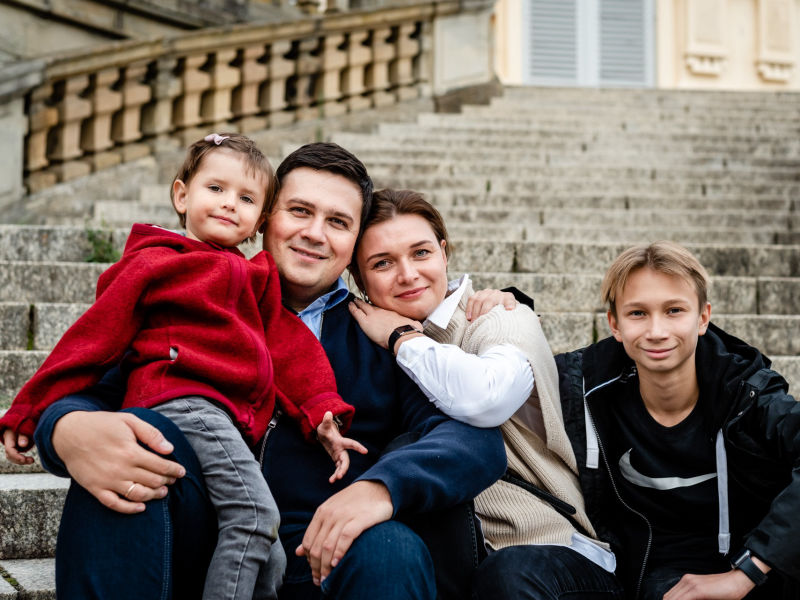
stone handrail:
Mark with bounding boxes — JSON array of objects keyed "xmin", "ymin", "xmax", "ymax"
[{"xmin": 16, "ymin": 0, "xmax": 487, "ymax": 195}]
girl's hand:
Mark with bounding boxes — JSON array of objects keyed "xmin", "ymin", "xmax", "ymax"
[
  {"xmin": 316, "ymin": 412, "xmax": 368, "ymax": 483},
  {"xmin": 348, "ymin": 298, "xmax": 423, "ymax": 349},
  {"xmin": 2, "ymin": 428, "xmax": 34, "ymax": 465},
  {"xmin": 466, "ymin": 289, "xmax": 517, "ymax": 321}
]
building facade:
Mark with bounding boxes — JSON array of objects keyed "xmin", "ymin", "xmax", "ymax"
[{"xmin": 494, "ymin": 0, "xmax": 800, "ymax": 90}]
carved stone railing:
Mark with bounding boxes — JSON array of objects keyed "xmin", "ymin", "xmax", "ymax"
[{"xmin": 7, "ymin": 0, "xmax": 492, "ymax": 198}]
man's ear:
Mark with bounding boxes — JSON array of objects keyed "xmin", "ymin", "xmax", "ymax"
[
  {"xmin": 698, "ymin": 302, "xmax": 711, "ymax": 336},
  {"xmin": 440, "ymin": 239, "xmax": 447, "ymax": 269},
  {"xmin": 172, "ymin": 179, "xmax": 187, "ymax": 214},
  {"xmin": 607, "ymin": 310, "xmax": 623, "ymax": 342}
]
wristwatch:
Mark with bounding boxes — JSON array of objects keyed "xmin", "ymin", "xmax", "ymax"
[
  {"xmin": 731, "ymin": 549, "xmax": 768, "ymax": 587},
  {"xmin": 388, "ymin": 325, "xmax": 422, "ymax": 355}
]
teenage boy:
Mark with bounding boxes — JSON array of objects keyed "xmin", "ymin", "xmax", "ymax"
[
  {"xmin": 32, "ymin": 143, "xmax": 506, "ymax": 600},
  {"xmin": 555, "ymin": 241, "xmax": 800, "ymax": 600}
]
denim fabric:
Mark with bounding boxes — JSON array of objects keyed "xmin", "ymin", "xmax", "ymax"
[
  {"xmin": 154, "ymin": 398, "xmax": 285, "ymax": 600},
  {"xmin": 55, "ymin": 407, "xmax": 218, "ymax": 600},
  {"xmin": 472, "ymin": 544, "xmax": 624, "ymax": 600},
  {"xmin": 279, "ymin": 521, "xmax": 436, "ymax": 600}
]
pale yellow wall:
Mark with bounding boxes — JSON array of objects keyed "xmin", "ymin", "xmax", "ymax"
[
  {"xmin": 659, "ymin": 0, "xmax": 800, "ymax": 90},
  {"xmin": 493, "ymin": 0, "xmax": 525, "ymax": 84}
]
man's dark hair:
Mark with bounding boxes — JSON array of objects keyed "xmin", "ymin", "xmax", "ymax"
[{"xmin": 275, "ymin": 142, "xmax": 373, "ymax": 229}]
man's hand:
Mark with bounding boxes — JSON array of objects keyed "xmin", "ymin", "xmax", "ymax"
[
  {"xmin": 466, "ymin": 288, "xmax": 517, "ymax": 321},
  {"xmin": 53, "ymin": 411, "xmax": 186, "ymax": 514},
  {"xmin": 316, "ymin": 411, "xmax": 368, "ymax": 483},
  {"xmin": 296, "ymin": 480, "xmax": 394, "ymax": 585},
  {"xmin": 663, "ymin": 570, "xmax": 756, "ymax": 600},
  {"xmin": 2, "ymin": 429, "xmax": 34, "ymax": 465}
]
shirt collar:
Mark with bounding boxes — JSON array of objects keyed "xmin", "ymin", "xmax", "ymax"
[
  {"xmin": 297, "ymin": 277, "xmax": 351, "ymax": 318},
  {"xmin": 425, "ymin": 273, "xmax": 470, "ymax": 329}
]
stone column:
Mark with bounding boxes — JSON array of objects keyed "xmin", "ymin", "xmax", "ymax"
[
  {"xmin": 295, "ymin": 37, "xmax": 323, "ymax": 121},
  {"xmin": 112, "ymin": 61, "xmax": 152, "ymax": 162},
  {"xmin": 174, "ymin": 53, "xmax": 213, "ymax": 145},
  {"xmin": 26, "ymin": 83, "xmax": 59, "ymax": 192},
  {"xmin": 266, "ymin": 39, "xmax": 295, "ymax": 127},
  {"xmin": 368, "ymin": 27, "xmax": 395, "ymax": 107},
  {"xmin": 202, "ymin": 48, "xmax": 240, "ymax": 131},
  {"xmin": 318, "ymin": 33, "xmax": 347, "ymax": 117},
  {"xmin": 392, "ymin": 23, "xmax": 420, "ymax": 101},
  {"xmin": 343, "ymin": 30, "xmax": 371, "ymax": 111},
  {"xmin": 233, "ymin": 44, "xmax": 269, "ymax": 132},
  {"xmin": 141, "ymin": 56, "xmax": 181, "ymax": 151},
  {"xmin": 49, "ymin": 75, "xmax": 92, "ymax": 182},
  {"xmin": 81, "ymin": 68, "xmax": 123, "ymax": 172}
]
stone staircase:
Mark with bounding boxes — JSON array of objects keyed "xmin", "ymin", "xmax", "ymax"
[{"xmin": 1, "ymin": 85, "xmax": 799, "ymax": 596}]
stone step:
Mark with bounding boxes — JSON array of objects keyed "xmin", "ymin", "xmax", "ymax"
[
  {"xmin": 0, "ymin": 558, "xmax": 54, "ymax": 599},
  {"xmin": 414, "ymin": 114, "xmax": 800, "ymax": 136},
  {"xmin": 371, "ymin": 173, "xmax": 800, "ymax": 197},
  {"xmin": 0, "ymin": 473, "xmax": 67, "ymax": 559},
  {"xmin": 437, "ymin": 208, "xmax": 795, "ymax": 231},
  {"xmin": 337, "ymin": 128, "xmax": 800, "ymax": 154},
  {"xmin": 363, "ymin": 160, "xmax": 800, "ymax": 181},
  {"xmin": 473, "ymin": 98, "xmax": 800, "ymax": 119}
]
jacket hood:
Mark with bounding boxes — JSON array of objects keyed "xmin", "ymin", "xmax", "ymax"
[
  {"xmin": 123, "ymin": 223, "xmax": 243, "ymax": 257},
  {"xmin": 582, "ymin": 322, "xmax": 771, "ymax": 430}
]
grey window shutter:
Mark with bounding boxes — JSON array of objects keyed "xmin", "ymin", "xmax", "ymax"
[
  {"xmin": 599, "ymin": 0, "xmax": 648, "ymax": 85},
  {"xmin": 529, "ymin": 0, "xmax": 578, "ymax": 84}
]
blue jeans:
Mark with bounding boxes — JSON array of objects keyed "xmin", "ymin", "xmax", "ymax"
[
  {"xmin": 154, "ymin": 398, "xmax": 285, "ymax": 600},
  {"xmin": 280, "ymin": 521, "xmax": 436, "ymax": 600},
  {"xmin": 472, "ymin": 545, "xmax": 625, "ymax": 600},
  {"xmin": 54, "ymin": 408, "xmax": 437, "ymax": 600},
  {"xmin": 55, "ymin": 407, "xmax": 218, "ymax": 600}
]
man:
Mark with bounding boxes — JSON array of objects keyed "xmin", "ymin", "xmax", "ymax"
[
  {"xmin": 32, "ymin": 143, "xmax": 506, "ymax": 599},
  {"xmin": 555, "ymin": 241, "xmax": 800, "ymax": 600}
]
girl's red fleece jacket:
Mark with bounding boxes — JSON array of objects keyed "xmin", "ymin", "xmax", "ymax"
[{"xmin": 0, "ymin": 223, "xmax": 353, "ymax": 444}]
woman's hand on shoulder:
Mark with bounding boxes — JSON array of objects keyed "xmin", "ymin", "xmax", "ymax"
[
  {"xmin": 466, "ymin": 288, "xmax": 517, "ymax": 321},
  {"xmin": 348, "ymin": 298, "xmax": 422, "ymax": 350}
]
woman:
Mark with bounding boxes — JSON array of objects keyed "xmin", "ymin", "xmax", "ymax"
[{"xmin": 348, "ymin": 189, "xmax": 624, "ymax": 600}]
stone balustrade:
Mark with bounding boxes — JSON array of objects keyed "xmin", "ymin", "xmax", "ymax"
[{"xmin": 5, "ymin": 0, "xmax": 493, "ymax": 198}]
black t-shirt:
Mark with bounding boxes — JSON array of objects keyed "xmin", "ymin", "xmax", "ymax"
[{"xmin": 605, "ymin": 378, "xmax": 728, "ymax": 574}]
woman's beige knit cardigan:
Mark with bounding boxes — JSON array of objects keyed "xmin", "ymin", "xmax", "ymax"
[{"xmin": 423, "ymin": 281, "xmax": 607, "ymax": 551}]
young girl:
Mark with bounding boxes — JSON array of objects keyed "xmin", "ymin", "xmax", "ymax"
[{"xmin": 1, "ymin": 133, "xmax": 364, "ymax": 599}]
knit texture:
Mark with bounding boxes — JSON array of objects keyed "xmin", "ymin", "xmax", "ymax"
[{"xmin": 423, "ymin": 281, "xmax": 606, "ymax": 550}]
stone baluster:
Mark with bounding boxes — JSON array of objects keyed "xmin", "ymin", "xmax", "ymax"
[
  {"xmin": 25, "ymin": 83, "xmax": 59, "ymax": 192},
  {"xmin": 81, "ymin": 67, "xmax": 124, "ymax": 172},
  {"xmin": 112, "ymin": 61, "xmax": 152, "ymax": 162},
  {"xmin": 141, "ymin": 56, "xmax": 181, "ymax": 151},
  {"xmin": 173, "ymin": 53, "xmax": 213, "ymax": 145},
  {"xmin": 201, "ymin": 48, "xmax": 240, "ymax": 131},
  {"xmin": 368, "ymin": 27, "xmax": 395, "ymax": 107},
  {"xmin": 49, "ymin": 75, "xmax": 92, "ymax": 182},
  {"xmin": 318, "ymin": 33, "xmax": 347, "ymax": 117},
  {"xmin": 295, "ymin": 37, "xmax": 323, "ymax": 121},
  {"xmin": 265, "ymin": 39, "xmax": 295, "ymax": 127},
  {"xmin": 233, "ymin": 44, "xmax": 269, "ymax": 132},
  {"xmin": 392, "ymin": 23, "xmax": 420, "ymax": 101},
  {"xmin": 416, "ymin": 20, "xmax": 434, "ymax": 98},
  {"xmin": 343, "ymin": 30, "xmax": 371, "ymax": 111}
]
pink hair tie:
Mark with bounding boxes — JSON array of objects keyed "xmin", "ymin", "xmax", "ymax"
[{"xmin": 204, "ymin": 133, "xmax": 229, "ymax": 145}]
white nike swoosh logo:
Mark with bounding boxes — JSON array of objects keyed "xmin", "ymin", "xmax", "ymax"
[{"xmin": 618, "ymin": 449, "xmax": 716, "ymax": 490}]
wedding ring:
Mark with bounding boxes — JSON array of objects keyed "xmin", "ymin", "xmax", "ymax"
[{"xmin": 124, "ymin": 482, "xmax": 138, "ymax": 499}]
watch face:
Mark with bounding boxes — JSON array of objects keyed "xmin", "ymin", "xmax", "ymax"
[{"xmin": 395, "ymin": 325, "xmax": 417, "ymax": 334}]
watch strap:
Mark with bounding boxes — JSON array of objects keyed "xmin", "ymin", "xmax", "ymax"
[
  {"xmin": 732, "ymin": 550, "xmax": 768, "ymax": 587},
  {"xmin": 388, "ymin": 325, "xmax": 422, "ymax": 355}
]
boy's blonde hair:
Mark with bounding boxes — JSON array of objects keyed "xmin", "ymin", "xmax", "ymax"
[
  {"xmin": 602, "ymin": 241, "xmax": 710, "ymax": 317},
  {"xmin": 170, "ymin": 133, "xmax": 276, "ymax": 242}
]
